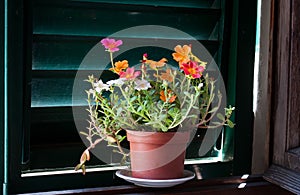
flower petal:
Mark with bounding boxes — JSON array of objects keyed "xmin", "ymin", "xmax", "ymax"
[{"xmin": 100, "ymin": 38, "xmax": 123, "ymax": 53}]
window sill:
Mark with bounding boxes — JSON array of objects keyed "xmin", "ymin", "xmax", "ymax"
[{"xmin": 18, "ymin": 175, "xmax": 292, "ymax": 195}]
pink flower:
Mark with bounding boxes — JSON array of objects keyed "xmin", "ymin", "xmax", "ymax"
[
  {"xmin": 119, "ymin": 67, "xmax": 141, "ymax": 80},
  {"xmin": 182, "ymin": 61, "xmax": 204, "ymax": 79},
  {"xmin": 100, "ymin": 38, "xmax": 123, "ymax": 52}
]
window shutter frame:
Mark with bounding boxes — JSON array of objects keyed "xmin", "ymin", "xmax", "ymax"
[
  {"xmin": 2, "ymin": 0, "xmax": 258, "ymax": 194},
  {"xmin": 263, "ymin": 0, "xmax": 300, "ymax": 194},
  {"xmin": 28, "ymin": 0, "xmax": 230, "ymax": 170},
  {"xmin": 0, "ymin": 0, "xmax": 5, "ymax": 193}
]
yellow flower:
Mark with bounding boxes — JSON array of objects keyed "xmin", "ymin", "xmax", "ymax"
[
  {"xmin": 111, "ymin": 60, "xmax": 129, "ymax": 74},
  {"xmin": 172, "ymin": 45, "xmax": 191, "ymax": 67}
]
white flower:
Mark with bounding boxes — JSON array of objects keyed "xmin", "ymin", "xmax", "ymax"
[
  {"xmin": 88, "ymin": 88, "xmax": 95, "ymax": 93},
  {"xmin": 134, "ymin": 79, "xmax": 151, "ymax": 91},
  {"xmin": 88, "ymin": 88, "xmax": 96, "ymax": 98},
  {"xmin": 198, "ymin": 83, "xmax": 204, "ymax": 89},
  {"xmin": 124, "ymin": 87, "xmax": 129, "ymax": 93},
  {"xmin": 93, "ymin": 79, "xmax": 109, "ymax": 93},
  {"xmin": 107, "ymin": 78, "xmax": 126, "ymax": 86}
]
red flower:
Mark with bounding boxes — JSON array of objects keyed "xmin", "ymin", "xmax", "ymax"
[{"xmin": 182, "ymin": 61, "xmax": 204, "ymax": 79}]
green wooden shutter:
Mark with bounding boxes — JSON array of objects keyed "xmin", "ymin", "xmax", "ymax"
[
  {"xmin": 27, "ymin": 0, "xmax": 227, "ymax": 170},
  {"xmin": 0, "ymin": 0, "xmax": 5, "ymax": 193},
  {"xmin": 4, "ymin": 0, "xmax": 258, "ymax": 193}
]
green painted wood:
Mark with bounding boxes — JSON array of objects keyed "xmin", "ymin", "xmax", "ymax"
[
  {"xmin": 14, "ymin": 162, "xmax": 233, "ymax": 194},
  {"xmin": 232, "ymin": 0, "xmax": 257, "ymax": 175},
  {"xmin": 35, "ymin": 0, "xmax": 219, "ymax": 9},
  {"xmin": 31, "ymin": 77, "xmax": 78, "ymax": 107},
  {"xmin": 22, "ymin": 0, "xmax": 33, "ymax": 165},
  {"xmin": 28, "ymin": 143, "xmax": 105, "ymax": 169},
  {"xmin": 15, "ymin": 170, "xmax": 116, "ymax": 194},
  {"xmin": 29, "ymin": 0, "xmax": 236, "ymax": 165},
  {"xmin": 28, "ymin": 0, "xmax": 224, "ymax": 183},
  {"xmin": 32, "ymin": 2, "xmax": 220, "ymax": 39},
  {"xmin": 33, "ymin": 35, "xmax": 219, "ymax": 70},
  {"xmin": 211, "ymin": 0, "xmax": 235, "ymax": 162},
  {"xmin": 220, "ymin": 0, "xmax": 237, "ymax": 161},
  {"xmin": 4, "ymin": 0, "xmax": 257, "ymax": 193},
  {"xmin": 33, "ymin": 35, "xmax": 98, "ymax": 70},
  {"xmin": 30, "ymin": 107, "xmax": 85, "ymax": 145},
  {"xmin": 5, "ymin": 0, "xmax": 26, "ymax": 194},
  {"xmin": 31, "ymin": 40, "xmax": 219, "ymax": 107},
  {"xmin": 0, "ymin": 0, "xmax": 4, "ymax": 193},
  {"xmin": 29, "ymin": 0, "xmax": 227, "ymax": 177},
  {"xmin": 31, "ymin": 70, "xmax": 116, "ymax": 107},
  {"xmin": 31, "ymin": 37, "xmax": 219, "ymax": 106}
]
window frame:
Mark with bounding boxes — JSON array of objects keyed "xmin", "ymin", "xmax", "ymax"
[
  {"xmin": 263, "ymin": 0, "xmax": 300, "ymax": 194},
  {"xmin": 2, "ymin": 0, "xmax": 258, "ymax": 194}
]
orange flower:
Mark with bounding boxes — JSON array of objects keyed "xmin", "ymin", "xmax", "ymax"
[
  {"xmin": 160, "ymin": 90, "xmax": 176, "ymax": 103},
  {"xmin": 142, "ymin": 54, "xmax": 167, "ymax": 69},
  {"xmin": 159, "ymin": 68, "xmax": 174, "ymax": 82},
  {"xmin": 149, "ymin": 58, "xmax": 167, "ymax": 69},
  {"xmin": 110, "ymin": 60, "xmax": 129, "ymax": 74},
  {"xmin": 172, "ymin": 45, "xmax": 191, "ymax": 67}
]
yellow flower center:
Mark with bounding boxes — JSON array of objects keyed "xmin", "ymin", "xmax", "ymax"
[{"xmin": 188, "ymin": 67, "xmax": 196, "ymax": 75}]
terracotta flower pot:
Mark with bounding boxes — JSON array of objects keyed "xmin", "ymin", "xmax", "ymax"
[{"xmin": 126, "ymin": 130, "xmax": 190, "ymax": 179}]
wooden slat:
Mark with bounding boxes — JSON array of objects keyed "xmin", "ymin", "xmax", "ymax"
[
  {"xmin": 34, "ymin": 0, "xmax": 218, "ymax": 9},
  {"xmin": 30, "ymin": 106, "xmax": 87, "ymax": 146},
  {"xmin": 30, "ymin": 0, "xmax": 222, "ymax": 107},
  {"xmin": 231, "ymin": 0, "xmax": 257, "ymax": 175},
  {"xmin": 33, "ymin": 35, "xmax": 219, "ymax": 70},
  {"xmin": 30, "ymin": 121, "xmax": 81, "ymax": 144},
  {"xmin": 271, "ymin": 0, "xmax": 291, "ymax": 165},
  {"xmin": 32, "ymin": 2, "xmax": 220, "ymax": 39},
  {"xmin": 264, "ymin": 1, "xmax": 300, "ymax": 193},
  {"xmin": 31, "ymin": 37, "xmax": 219, "ymax": 107},
  {"xmin": 31, "ymin": 107, "xmax": 75, "ymax": 122},
  {"xmin": 31, "ymin": 77, "xmax": 78, "ymax": 107},
  {"xmin": 0, "ymin": 0, "xmax": 4, "ymax": 189},
  {"xmin": 28, "ymin": 0, "xmax": 227, "ymax": 176},
  {"xmin": 251, "ymin": 0, "xmax": 273, "ymax": 174},
  {"xmin": 287, "ymin": 0, "xmax": 300, "ymax": 149},
  {"xmin": 285, "ymin": 148, "xmax": 300, "ymax": 172},
  {"xmin": 264, "ymin": 165, "xmax": 300, "ymax": 194},
  {"xmin": 32, "ymin": 35, "xmax": 97, "ymax": 70},
  {"xmin": 31, "ymin": 70, "xmax": 117, "ymax": 107},
  {"xmin": 18, "ymin": 176, "xmax": 293, "ymax": 195},
  {"xmin": 269, "ymin": 0, "xmax": 300, "ymax": 170}
]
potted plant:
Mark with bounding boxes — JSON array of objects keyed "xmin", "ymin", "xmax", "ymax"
[{"xmin": 75, "ymin": 38, "xmax": 235, "ymax": 180}]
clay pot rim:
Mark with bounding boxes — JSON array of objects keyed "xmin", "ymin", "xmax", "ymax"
[{"xmin": 126, "ymin": 130, "xmax": 191, "ymax": 144}]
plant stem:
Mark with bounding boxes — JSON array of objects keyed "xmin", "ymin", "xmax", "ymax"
[{"xmin": 110, "ymin": 52, "xmax": 115, "ymax": 70}]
